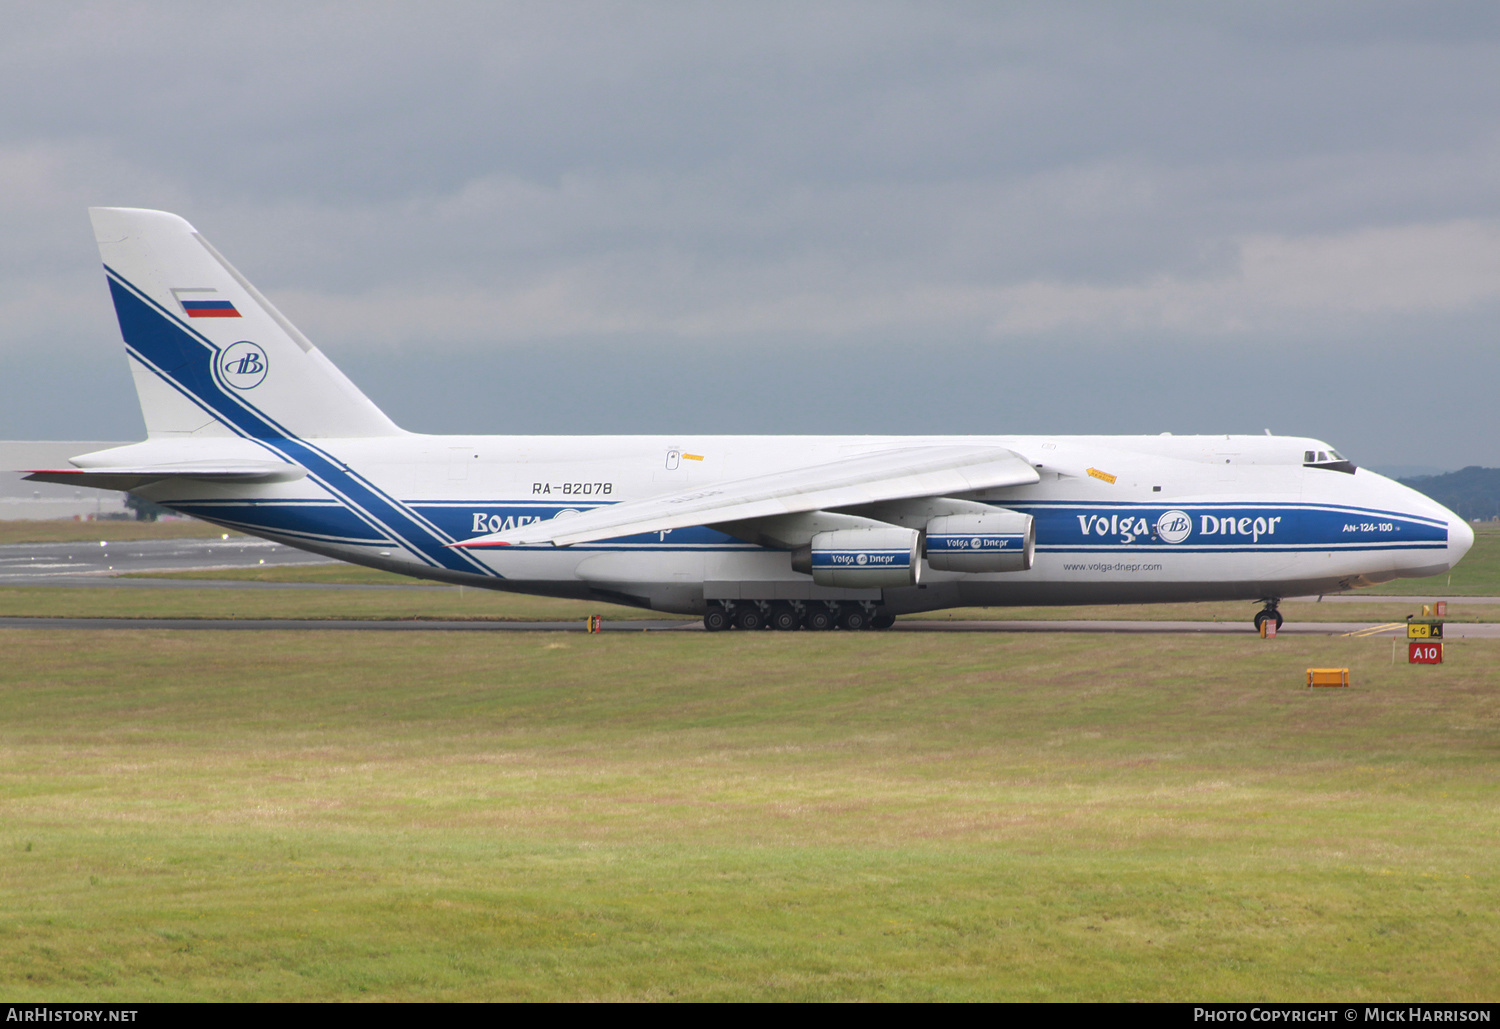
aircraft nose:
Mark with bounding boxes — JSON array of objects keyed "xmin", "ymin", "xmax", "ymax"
[{"xmin": 1447, "ymin": 513, "xmax": 1475, "ymax": 570}]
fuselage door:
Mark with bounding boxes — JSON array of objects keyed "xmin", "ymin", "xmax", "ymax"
[{"xmin": 448, "ymin": 446, "xmax": 471, "ymax": 481}]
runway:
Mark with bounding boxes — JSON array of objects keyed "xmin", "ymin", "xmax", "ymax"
[
  {"xmin": 3, "ymin": 615, "xmax": 1498, "ymax": 636},
  {"xmin": 0, "ymin": 616, "xmax": 688, "ymax": 632},
  {"xmin": 899, "ymin": 619, "xmax": 1500, "ymax": 637}
]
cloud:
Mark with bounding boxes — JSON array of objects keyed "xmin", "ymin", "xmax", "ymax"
[
  {"xmin": 259, "ymin": 210, "xmax": 1500, "ymax": 350},
  {"xmin": 0, "ymin": 140, "xmax": 184, "ymax": 354},
  {"xmin": 988, "ymin": 219, "xmax": 1500, "ymax": 336},
  {"xmin": 4, "ymin": 3, "xmax": 1500, "ymax": 463}
]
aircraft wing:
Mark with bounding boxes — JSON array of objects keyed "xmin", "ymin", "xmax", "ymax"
[
  {"xmin": 456, "ymin": 444, "xmax": 1039, "ymax": 548},
  {"xmin": 23, "ymin": 461, "xmax": 308, "ymax": 491}
]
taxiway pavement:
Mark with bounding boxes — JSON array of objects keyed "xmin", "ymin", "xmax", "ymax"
[
  {"xmin": 2, "ymin": 616, "xmax": 1497, "ymax": 636},
  {"xmin": 0, "ymin": 536, "xmax": 333, "ymax": 586}
]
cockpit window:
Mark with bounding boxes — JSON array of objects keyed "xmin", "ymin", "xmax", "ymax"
[{"xmin": 1303, "ymin": 447, "xmax": 1357, "ymax": 474}]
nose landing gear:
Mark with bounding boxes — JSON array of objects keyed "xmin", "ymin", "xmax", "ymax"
[{"xmin": 1253, "ymin": 599, "xmax": 1283, "ymax": 633}]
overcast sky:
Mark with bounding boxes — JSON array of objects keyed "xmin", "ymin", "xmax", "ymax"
[{"xmin": 3, "ymin": 2, "xmax": 1499, "ymax": 469}]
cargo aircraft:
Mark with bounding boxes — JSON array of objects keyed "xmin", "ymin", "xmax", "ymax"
[{"xmin": 24, "ymin": 208, "xmax": 1475, "ymax": 631}]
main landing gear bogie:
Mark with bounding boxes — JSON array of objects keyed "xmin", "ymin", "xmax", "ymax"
[{"xmin": 703, "ymin": 601, "xmax": 893, "ymax": 632}]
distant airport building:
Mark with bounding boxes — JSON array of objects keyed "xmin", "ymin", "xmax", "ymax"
[{"xmin": 0, "ymin": 442, "xmax": 132, "ymax": 520}]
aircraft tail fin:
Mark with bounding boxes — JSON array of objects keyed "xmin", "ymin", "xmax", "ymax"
[{"xmin": 89, "ymin": 207, "xmax": 402, "ymax": 440}]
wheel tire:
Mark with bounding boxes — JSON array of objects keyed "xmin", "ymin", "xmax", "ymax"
[
  {"xmin": 734, "ymin": 606, "xmax": 765, "ymax": 631},
  {"xmin": 870, "ymin": 610, "xmax": 896, "ymax": 630},
  {"xmin": 803, "ymin": 607, "xmax": 834, "ymax": 631},
  {"xmin": 703, "ymin": 607, "xmax": 730, "ymax": 632},
  {"xmin": 769, "ymin": 605, "xmax": 800, "ymax": 631},
  {"xmin": 1254, "ymin": 609, "xmax": 1284, "ymax": 632},
  {"xmin": 839, "ymin": 606, "xmax": 869, "ymax": 631}
]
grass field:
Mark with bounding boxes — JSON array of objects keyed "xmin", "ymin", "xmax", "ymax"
[
  {"xmin": 123, "ymin": 564, "xmax": 412, "ymax": 586},
  {"xmin": 1, "ymin": 629, "xmax": 1495, "ymax": 1001}
]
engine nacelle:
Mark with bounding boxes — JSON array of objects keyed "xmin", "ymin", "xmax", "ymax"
[
  {"xmin": 791, "ymin": 526, "xmax": 922, "ymax": 588},
  {"xmin": 925, "ymin": 510, "xmax": 1034, "ymax": 572}
]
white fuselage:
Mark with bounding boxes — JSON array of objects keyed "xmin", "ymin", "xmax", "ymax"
[{"xmin": 118, "ymin": 431, "xmax": 1473, "ymax": 615}]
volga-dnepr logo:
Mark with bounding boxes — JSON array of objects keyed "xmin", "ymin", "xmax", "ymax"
[
  {"xmin": 218, "ymin": 341, "xmax": 268, "ymax": 390},
  {"xmin": 1155, "ymin": 509, "xmax": 1193, "ymax": 544}
]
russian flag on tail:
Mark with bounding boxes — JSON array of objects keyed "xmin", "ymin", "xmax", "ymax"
[{"xmin": 171, "ymin": 287, "xmax": 241, "ymax": 318}]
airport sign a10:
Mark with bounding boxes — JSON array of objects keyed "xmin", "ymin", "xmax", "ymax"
[{"xmin": 1409, "ymin": 642, "xmax": 1443, "ymax": 664}]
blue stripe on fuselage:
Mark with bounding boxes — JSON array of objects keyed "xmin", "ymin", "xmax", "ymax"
[{"xmin": 167, "ymin": 501, "xmax": 390, "ymax": 544}]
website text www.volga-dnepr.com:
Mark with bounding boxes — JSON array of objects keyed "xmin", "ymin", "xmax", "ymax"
[{"xmin": 1061, "ymin": 562, "xmax": 1164, "ymax": 573}]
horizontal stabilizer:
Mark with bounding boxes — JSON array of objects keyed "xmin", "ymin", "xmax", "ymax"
[
  {"xmin": 24, "ymin": 461, "xmax": 307, "ymax": 492},
  {"xmin": 455, "ymin": 444, "xmax": 1040, "ymax": 548}
]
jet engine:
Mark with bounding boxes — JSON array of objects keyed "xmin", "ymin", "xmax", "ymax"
[
  {"xmin": 790, "ymin": 526, "xmax": 922, "ymax": 588},
  {"xmin": 925, "ymin": 510, "xmax": 1034, "ymax": 572}
]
